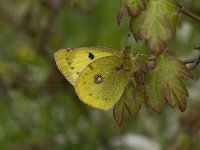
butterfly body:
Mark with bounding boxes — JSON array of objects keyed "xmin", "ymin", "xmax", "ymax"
[{"xmin": 54, "ymin": 47, "xmax": 135, "ymax": 110}]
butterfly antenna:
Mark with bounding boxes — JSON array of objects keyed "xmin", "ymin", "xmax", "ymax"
[
  {"xmin": 120, "ymin": 33, "xmax": 131, "ymax": 56},
  {"xmin": 124, "ymin": 33, "xmax": 131, "ymax": 49}
]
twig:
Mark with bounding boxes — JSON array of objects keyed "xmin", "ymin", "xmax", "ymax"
[
  {"xmin": 194, "ymin": 46, "xmax": 200, "ymax": 50},
  {"xmin": 189, "ymin": 60, "xmax": 200, "ymax": 70},
  {"xmin": 178, "ymin": 3, "xmax": 200, "ymax": 22},
  {"xmin": 183, "ymin": 55, "xmax": 200, "ymax": 70}
]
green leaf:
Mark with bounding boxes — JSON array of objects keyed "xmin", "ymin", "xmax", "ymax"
[
  {"xmin": 127, "ymin": 85, "xmax": 145, "ymax": 115},
  {"xmin": 113, "ymin": 94, "xmax": 129, "ymax": 126},
  {"xmin": 144, "ymin": 69, "xmax": 165, "ymax": 113},
  {"xmin": 130, "ymin": 0, "xmax": 178, "ymax": 55},
  {"xmin": 125, "ymin": 0, "xmax": 147, "ymax": 16},
  {"xmin": 113, "ymin": 82, "xmax": 144, "ymax": 126},
  {"xmin": 117, "ymin": 0, "xmax": 147, "ymax": 25},
  {"xmin": 157, "ymin": 53, "xmax": 193, "ymax": 111},
  {"xmin": 144, "ymin": 52, "xmax": 193, "ymax": 112}
]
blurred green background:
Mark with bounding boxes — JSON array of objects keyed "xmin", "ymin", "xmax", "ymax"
[{"xmin": 0, "ymin": 0, "xmax": 199, "ymax": 150}]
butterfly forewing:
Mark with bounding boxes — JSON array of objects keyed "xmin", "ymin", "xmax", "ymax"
[{"xmin": 54, "ymin": 47, "xmax": 116, "ymax": 85}]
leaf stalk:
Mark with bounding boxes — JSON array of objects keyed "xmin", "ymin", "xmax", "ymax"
[
  {"xmin": 178, "ymin": 3, "xmax": 200, "ymax": 22},
  {"xmin": 183, "ymin": 55, "xmax": 200, "ymax": 70}
]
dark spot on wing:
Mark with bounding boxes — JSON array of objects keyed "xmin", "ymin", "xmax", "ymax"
[
  {"xmin": 105, "ymin": 98, "xmax": 107, "ymax": 100},
  {"xmin": 71, "ymin": 67, "xmax": 74, "ymax": 69},
  {"xmin": 89, "ymin": 93, "xmax": 92, "ymax": 96},
  {"xmin": 88, "ymin": 52, "xmax": 94, "ymax": 60},
  {"xmin": 89, "ymin": 64, "xmax": 94, "ymax": 70},
  {"xmin": 116, "ymin": 64, "xmax": 124, "ymax": 71},
  {"xmin": 68, "ymin": 62, "xmax": 71, "ymax": 65},
  {"xmin": 83, "ymin": 81, "xmax": 86, "ymax": 84},
  {"xmin": 76, "ymin": 72, "xmax": 80, "ymax": 75},
  {"xmin": 94, "ymin": 74, "xmax": 103, "ymax": 84}
]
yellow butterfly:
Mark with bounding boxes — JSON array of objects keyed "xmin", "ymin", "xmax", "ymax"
[{"xmin": 54, "ymin": 47, "xmax": 136, "ymax": 110}]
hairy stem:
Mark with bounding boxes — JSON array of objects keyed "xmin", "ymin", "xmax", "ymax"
[{"xmin": 178, "ymin": 3, "xmax": 200, "ymax": 22}]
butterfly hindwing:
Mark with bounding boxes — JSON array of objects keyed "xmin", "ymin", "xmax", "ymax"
[
  {"xmin": 54, "ymin": 47, "xmax": 116, "ymax": 85},
  {"xmin": 75, "ymin": 55, "xmax": 133, "ymax": 110}
]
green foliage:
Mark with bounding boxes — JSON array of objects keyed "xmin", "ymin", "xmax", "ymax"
[
  {"xmin": 144, "ymin": 52, "xmax": 193, "ymax": 112},
  {"xmin": 115, "ymin": 0, "xmax": 197, "ymax": 125},
  {"xmin": 125, "ymin": 0, "xmax": 147, "ymax": 16},
  {"xmin": 0, "ymin": 0, "xmax": 199, "ymax": 149},
  {"xmin": 129, "ymin": 0, "xmax": 178, "ymax": 54},
  {"xmin": 113, "ymin": 82, "xmax": 144, "ymax": 126},
  {"xmin": 117, "ymin": 0, "xmax": 147, "ymax": 24},
  {"xmin": 114, "ymin": 52, "xmax": 194, "ymax": 123}
]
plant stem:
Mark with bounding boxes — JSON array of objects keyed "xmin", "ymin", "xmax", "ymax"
[
  {"xmin": 178, "ymin": 3, "xmax": 200, "ymax": 22},
  {"xmin": 183, "ymin": 55, "xmax": 200, "ymax": 70},
  {"xmin": 194, "ymin": 46, "xmax": 200, "ymax": 50}
]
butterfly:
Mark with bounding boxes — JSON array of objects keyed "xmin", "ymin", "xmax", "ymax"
[{"xmin": 54, "ymin": 47, "xmax": 136, "ymax": 110}]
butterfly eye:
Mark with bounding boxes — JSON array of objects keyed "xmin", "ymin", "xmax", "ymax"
[{"xmin": 88, "ymin": 52, "xmax": 94, "ymax": 60}]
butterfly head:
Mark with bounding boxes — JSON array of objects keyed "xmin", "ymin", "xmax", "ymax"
[{"xmin": 120, "ymin": 46, "xmax": 137, "ymax": 65}]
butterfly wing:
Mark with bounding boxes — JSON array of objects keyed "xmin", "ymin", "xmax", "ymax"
[
  {"xmin": 54, "ymin": 47, "xmax": 116, "ymax": 85},
  {"xmin": 75, "ymin": 55, "xmax": 133, "ymax": 110}
]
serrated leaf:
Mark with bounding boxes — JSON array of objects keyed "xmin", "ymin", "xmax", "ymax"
[
  {"xmin": 144, "ymin": 52, "xmax": 193, "ymax": 112},
  {"xmin": 125, "ymin": 0, "xmax": 147, "ymax": 16},
  {"xmin": 157, "ymin": 53, "xmax": 193, "ymax": 111},
  {"xmin": 161, "ymin": 77, "xmax": 188, "ymax": 111},
  {"xmin": 157, "ymin": 54, "xmax": 194, "ymax": 80},
  {"xmin": 130, "ymin": 0, "xmax": 178, "ymax": 55},
  {"xmin": 113, "ymin": 94, "xmax": 129, "ymax": 126},
  {"xmin": 117, "ymin": 0, "xmax": 147, "ymax": 25},
  {"xmin": 113, "ymin": 82, "xmax": 144, "ymax": 126},
  {"xmin": 144, "ymin": 69, "xmax": 165, "ymax": 113},
  {"xmin": 126, "ymin": 85, "xmax": 145, "ymax": 115}
]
